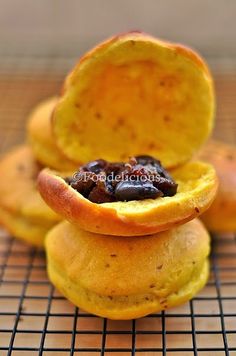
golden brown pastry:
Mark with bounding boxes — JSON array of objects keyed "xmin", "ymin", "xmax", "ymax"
[
  {"xmin": 45, "ymin": 218, "xmax": 210, "ymax": 320},
  {"xmin": 27, "ymin": 97, "xmax": 77, "ymax": 171},
  {"xmin": 52, "ymin": 32, "xmax": 214, "ymax": 168},
  {"xmin": 38, "ymin": 161, "xmax": 217, "ymax": 236},
  {"xmin": 0, "ymin": 206, "xmax": 56, "ymax": 247},
  {"xmin": 199, "ymin": 140, "xmax": 236, "ymax": 232},
  {"xmin": 0, "ymin": 145, "xmax": 61, "ymax": 246}
]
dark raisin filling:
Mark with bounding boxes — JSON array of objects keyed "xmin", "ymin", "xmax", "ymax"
[{"xmin": 65, "ymin": 155, "xmax": 178, "ymax": 203}]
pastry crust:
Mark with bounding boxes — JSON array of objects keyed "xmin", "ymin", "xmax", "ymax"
[
  {"xmin": 53, "ymin": 32, "xmax": 214, "ymax": 168},
  {"xmin": 27, "ymin": 97, "xmax": 78, "ymax": 171},
  {"xmin": 199, "ymin": 140, "xmax": 236, "ymax": 232},
  {"xmin": 45, "ymin": 219, "xmax": 210, "ymax": 319},
  {"xmin": 38, "ymin": 160, "xmax": 218, "ymax": 236},
  {"xmin": 0, "ymin": 145, "xmax": 61, "ymax": 246}
]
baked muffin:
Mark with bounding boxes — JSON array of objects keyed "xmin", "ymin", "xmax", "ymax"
[
  {"xmin": 45, "ymin": 218, "xmax": 210, "ymax": 319},
  {"xmin": 0, "ymin": 145, "xmax": 61, "ymax": 246},
  {"xmin": 27, "ymin": 97, "xmax": 77, "ymax": 171},
  {"xmin": 199, "ymin": 140, "xmax": 236, "ymax": 232}
]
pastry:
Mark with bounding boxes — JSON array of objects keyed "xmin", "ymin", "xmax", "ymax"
[
  {"xmin": 37, "ymin": 33, "xmax": 217, "ymax": 236},
  {"xmin": 45, "ymin": 218, "xmax": 210, "ymax": 320},
  {"xmin": 0, "ymin": 145, "xmax": 61, "ymax": 246},
  {"xmin": 27, "ymin": 96, "xmax": 77, "ymax": 171},
  {"xmin": 38, "ymin": 159, "xmax": 217, "ymax": 236},
  {"xmin": 0, "ymin": 205, "xmax": 55, "ymax": 247},
  {"xmin": 52, "ymin": 32, "xmax": 214, "ymax": 168},
  {"xmin": 199, "ymin": 140, "xmax": 236, "ymax": 232}
]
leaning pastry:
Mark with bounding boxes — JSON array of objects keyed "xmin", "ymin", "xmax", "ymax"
[
  {"xmin": 52, "ymin": 32, "xmax": 215, "ymax": 167},
  {"xmin": 27, "ymin": 96, "xmax": 77, "ymax": 171},
  {"xmin": 38, "ymin": 32, "xmax": 217, "ymax": 236},
  {"xmin": 0, "ymin": 145, "xmax": 61, "ymax": 246},
  {"xmin": 199, "ymin": 140, "xmax": 236, "ymax": 232},
  {"xmin": 45, "ymin": 218, "xmax": 210, "ymax": 320}
]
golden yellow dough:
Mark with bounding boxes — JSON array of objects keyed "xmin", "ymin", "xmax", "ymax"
[
  {"xmin": 198, "ymin": 140, "xmax": 236, "ymax": 232},
  {"xmin": 0, "ymin": 145, "xmax": 61, "ymax": 246},
  {"xmin": 38, "ymin": 161, "xmax": 218, "ymax": 236},
  {"xmin": 27, "ymin": 97, "xmax": 78, "ymax": 171},
  {"xmin": 53, "ymin": 31, "xmax": 214, "ymax": 168},
  {"xmin": 0, "ymin": 206, "xmax": 54, "ymax": 247},
  {"xmin": 45, "ymin": 219, "xmax": 210, "ymax": 320}
]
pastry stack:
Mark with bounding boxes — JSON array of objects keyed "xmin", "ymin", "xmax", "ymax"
[
  {"xmin": 0, "ymin": 32, "xmax": 230, "ymax": 320},
  {"xmin": 37, "ymin": 32, "xmax": 218, "ymax": 319}
]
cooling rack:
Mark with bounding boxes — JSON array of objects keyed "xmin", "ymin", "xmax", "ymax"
[{"xmin": 0, "ymin": 56, "xmax": 235, "ymax": 355}]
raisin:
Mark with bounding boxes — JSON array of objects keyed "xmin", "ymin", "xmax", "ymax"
[
  {"xmin": 83, "ymin": 159, "xmax": 107, "ymax": 174},
  {"xmin": 136, "ymin": 155, "xmax": 172, "ymax": 179},
  {"xmin": 153, "ymin": 176, "xmax": 178, "ymax": 196},
  {"xmin": 69, "ymin": 171, "xmax": 96, "ymax": 197},
  {"xmin": 105, "ymin": 162, "xmax": 125, "ymax": 176},
  {"xmin": 115, "ymin": 180, "xmax": 162, "ymax": 201},
  {"xmin": 135, "ymin": 155, "xmax": 160, "ymax": 166},
  {"xmin": 88, "ymin": 180, "xmax": 115, "ymax": 203}
]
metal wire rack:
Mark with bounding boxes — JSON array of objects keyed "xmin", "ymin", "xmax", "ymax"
[{"xmin": 0, "ymin": 56, "xmax": 236, "ymax": 355}]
